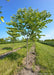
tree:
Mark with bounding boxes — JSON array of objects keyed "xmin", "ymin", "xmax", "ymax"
[
  {"xmin": 6, "ymin": 26, "xmax": 20, "ymax": 43},
  {"xmin": 5, "ymin": 37, "xmax": 11, "ymax": 43},
  {"xmin": 0, "ymin": 38, "xmax": 5, "ymax": 44},
  {"xmin": 6, "ymin": 7, "xmax": 52, "ymax": 65},
  {"xmin": 15, "ymin": 7, "xmax": 52, "ymax": 39}
]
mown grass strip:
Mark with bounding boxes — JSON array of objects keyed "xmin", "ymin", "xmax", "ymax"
[
  {"xmin": 0, "ymin": 42, "xmax": 25, "ymax": 55},
  {"xmin": 35, "ymin": 42, "xmax": 54, "ymax": 74}
]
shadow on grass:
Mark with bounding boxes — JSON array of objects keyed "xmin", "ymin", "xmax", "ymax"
[
  {"xmin": 5, "ymin": 52, "xmax": 25, "ymax": 61},
  {"xmin": 2, "ymin": 47, "xmax": 13, "ymax": 50},
  {"xmin": 0, "ymin": 46, "xmax": 27, "ymax": 60},
  {"xmin": 23, "ymin": 46, "xmax": 27, "ymax": 48}
]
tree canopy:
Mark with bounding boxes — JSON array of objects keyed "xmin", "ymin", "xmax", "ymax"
[
  {"xmin": 6, "ymin": 7, "xmax": 53, "ymax": 65},
  {"xmin": 6, "ymin": 7, "xmax": 52, "ymax": 40}
]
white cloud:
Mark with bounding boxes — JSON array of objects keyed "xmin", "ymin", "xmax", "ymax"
[{"xmin": 40, "ymin": 31, "xmax": 54, "ymax": 40}]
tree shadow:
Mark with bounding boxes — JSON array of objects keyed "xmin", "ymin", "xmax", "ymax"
[
  {"xmin": 5, "ymin": 52, "xmax": 25, "ymax": 61},
  {"xmin": 23, "ymin": 46, "xmax": 27, "ymax": 48},
  {"xmin": 2, "ymin": 47, "xmax": 13, "ymax": 50}
]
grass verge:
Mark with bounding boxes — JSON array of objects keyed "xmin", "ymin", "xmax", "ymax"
[{"xmin": 35, "ymin": 42, "xmax": 54, "ymax": 74}]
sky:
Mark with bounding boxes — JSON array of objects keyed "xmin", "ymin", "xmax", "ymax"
[{"xmin": 0, "ymin": 0, "xmax": 54, "ymax": 40}]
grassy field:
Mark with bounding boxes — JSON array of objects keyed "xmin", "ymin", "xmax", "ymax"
[
  {"xmin": 36, "ymin": 42, "xmax": 54, "ymax": 74},
  {"xmin": 0, "ymin": 42, "xmax": 54, "ymax": 75},
  {"xmin": 0, "ymin": 42, "xmax": 33, "ymax": 75},
  {"xmin": 0, "ymin": 42, "xmax": 26, "ymax": 55}
]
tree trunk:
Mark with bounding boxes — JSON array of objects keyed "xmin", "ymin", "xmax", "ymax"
[
  {"xmin": 33, "ymin": 38, "xmax": 36, "ymax": 65},
  {"xmin": 34, "ymin": 40, "xmax": 36, "ymax": 65},
  {"xmin": 26, "ymin": 37, "xmax": 28, "ymax": 66}
]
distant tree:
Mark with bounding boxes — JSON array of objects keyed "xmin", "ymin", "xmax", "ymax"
[
  {"xmin": 0, "ymin": 38, "xmax": 5, "ymax": 44},
  {"xmin": 5, "ymin": 37, "xmax": 11, "ymax": 43},
  {"xmin": 16, "ymin": 38, "xmax": 20, "ymax": 42},
  {"xmin": 21, "ymin": 37, "xmax": 26, "ymax": 42},
  {"xmin": 6, "ymin": 7, "xmax": 52, "ymax": 65}
]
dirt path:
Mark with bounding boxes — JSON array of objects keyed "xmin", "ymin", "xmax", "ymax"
[
  {"xmin": 17, "ymin": 45, "xmax": 40, "ymax": 75},
  {"xmin": 0, "ymin": 46, "xmax": 24, "ymax": 59}
]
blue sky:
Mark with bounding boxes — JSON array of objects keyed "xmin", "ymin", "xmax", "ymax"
[{"xmin": 0, "ymin": 0, "xmax": 54, "ymax": 40}]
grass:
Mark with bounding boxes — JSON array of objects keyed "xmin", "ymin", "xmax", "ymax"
[
  {"xmin": 0, "ymin": 42, "xmax": 25, "ymax": 55},
  {"xmin": 0, "ymin": 42, "xmax": 33, "ymax": 75},
  {"xmin": 36, "ymin": 42, "xmax": 54, "ymax": 74},
  {"xmin": 0, "ymin": 41, "xmax": 54, "ymax": 75}
]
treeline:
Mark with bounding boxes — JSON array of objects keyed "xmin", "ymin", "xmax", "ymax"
[
  {"xmin": 45, "ymin": 39, "xmax": 54, "ymax": 41},
  {"xmin": 0, "ymin": 38, "xmax": 26, "ymax": 44},
  {"xmin": 39, "ymin": 39, "xmax": 54, "ymax": 46}
]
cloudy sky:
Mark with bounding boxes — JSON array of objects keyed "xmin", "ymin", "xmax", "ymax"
[{"xmin": 0, "ymin": 0, "xmax": 54, "ymax": 40}]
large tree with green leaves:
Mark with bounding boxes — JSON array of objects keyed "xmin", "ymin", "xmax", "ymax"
[
  {"xmin": 6, "ymin": 7, "xmax": 52, "ymax": 65},
  {"xmin": 13, "ymin": 7, "xmax": 52, "ymax": 40}
]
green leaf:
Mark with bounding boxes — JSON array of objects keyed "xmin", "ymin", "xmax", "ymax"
[
  {"xmin": 1, "ymin": 16, "xmax": 4, "ymax": 22},
  {"xmin": 6, "ymin": 0, "xmax": 10, "ymax": 1}
]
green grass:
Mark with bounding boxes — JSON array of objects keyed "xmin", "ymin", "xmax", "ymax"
[
  {"xmin": 0, "ymin": 42, "xmax": 54, "ymax": 75},
  {"xmin": 36, "ymin": 42, "xmax": 54, "ymax": 74},
  {"xmin": 0, "ymin": 42, "xmax": 33, "ymax": 75},
  {"xmin": 0, "ymin": 42, "xmax": 25, "ymax": 55}
]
